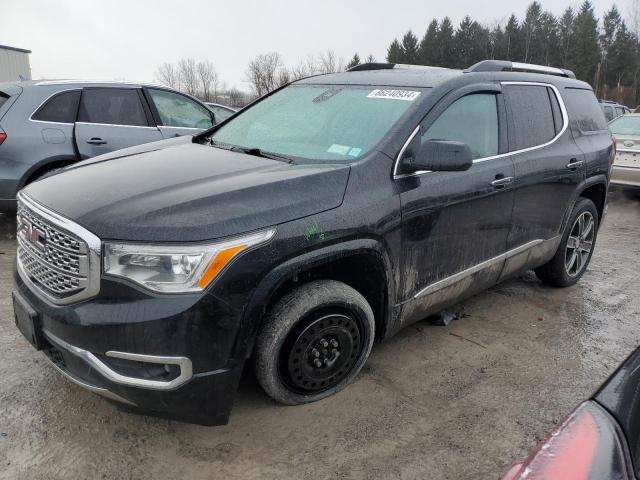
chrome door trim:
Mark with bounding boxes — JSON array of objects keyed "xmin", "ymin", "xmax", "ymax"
[
  {"xmin": 75, "ymin": 121, "xmax": 160, "ymax": 130},
  {"xmin": 413, "ymin": 239, "xmax": 543, "ymax": 299},
  {"xmin": 43, "ymin": 330, "xmax": 193, "ymax": 391},
  {"xmin": 393, "ymin": 82, "xmax": 569, "ymax": 179}
]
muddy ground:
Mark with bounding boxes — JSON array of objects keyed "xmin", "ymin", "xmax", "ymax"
[{"xmin": 1, "ymin": 189, "xmax": 639, "ymax": 480}]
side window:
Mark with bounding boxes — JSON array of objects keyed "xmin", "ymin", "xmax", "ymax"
[
  {"xmin": 563, "ymin": 88, "xmax": 609, "ymax": 132},
  {"xmin": 211, "ymin": 105, "xmax": 233, "ymax": 122},
  {"xmin": 32, "ymin": 90, "xmax": 80, "ymax": 123},
  {"xmin": 504, "ymin": 85, "xmax": 555, "ymax": 151},
  {"xmin": 78, "ymin": 88, "xmax": 149, "ymax": 127},
  {"xmin": 148, "ymin": 89, "xmax": 213, "ymax": 129},
  {"xmin": 616, "ymin": 107, "xmax": 624, "ymax": 117},
  {"xmin": 604, "ymin": 106, "xmax": 614, "ymax": 121},
  {"xmin": 422, "ymin": 93, "xmax": 499, "ymax": 160}
]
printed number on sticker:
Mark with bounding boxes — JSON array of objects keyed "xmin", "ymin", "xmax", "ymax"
[{"xmin": 367, "ymin": 89, "xmax": 421, "ymax": 101}]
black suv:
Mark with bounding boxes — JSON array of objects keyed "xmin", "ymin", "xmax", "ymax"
[{"xmin": 13, "ymin": 60, "xmax": 614, "ymax": 426}]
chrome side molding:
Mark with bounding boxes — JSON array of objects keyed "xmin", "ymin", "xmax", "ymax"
[{"xmin": 413, "ymin": 239, "xmax": 544, "ymax": 299}]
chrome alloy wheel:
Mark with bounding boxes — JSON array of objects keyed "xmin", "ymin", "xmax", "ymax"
[{"xmin": 565, "ymin": 211, "xmax": 595, "ymax": 277}]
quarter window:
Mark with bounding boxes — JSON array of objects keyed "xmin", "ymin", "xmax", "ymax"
[
  {"xmin": 148, "ymin": 89, "xmax": 213, "ymax": 129},
  {"xmin": 32, "ymin": 90, "xmax": 80, "ymax": 123},
  {"xmin": 422, "ymin": 93, "xmax": 499, "ymax": 160},
  {"xmin": 504, "ymin": 85, "xmax": 556, "ymax": 151},
  {"xmin": 78, "ymin": 88, "xmax": 149, "ymax": 127},
  {"xmin": 563, "ymin": 88, "xmax": 609, "ymax": 132}
]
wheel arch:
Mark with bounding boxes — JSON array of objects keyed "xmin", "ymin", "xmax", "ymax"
[
  {"xmin": 239, "ymin": 239, "xmax": 395, "ymax": 360},
  {"xmin": 18, "ymin": 155, "xmax": 78, "ymax": 190},
  {"xmin": 561, "ymin": 175, "xmax": 608, "ymax": 234}
]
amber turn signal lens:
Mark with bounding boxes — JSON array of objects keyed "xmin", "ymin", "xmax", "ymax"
[{"xmin": 198, "ymin": 244, "xmax": 247, "ymax": 289}]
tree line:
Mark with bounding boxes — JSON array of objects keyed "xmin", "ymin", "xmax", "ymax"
[
  {"xmin": 156, "ymin": 1, "xmax": 640, "ymax": 107},
  {"xmin": 384, "ymin": 1, "xmax": 640, "ymax": 105}
]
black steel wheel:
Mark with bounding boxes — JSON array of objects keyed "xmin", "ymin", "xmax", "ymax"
[{"xmin": 255, "ymin": 280, "xmax": 375, "ymax": 405}]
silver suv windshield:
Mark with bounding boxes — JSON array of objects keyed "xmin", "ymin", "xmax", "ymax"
[{"xmin": 210, "ymin": 85, "xmax": 424, "ymax": 162}]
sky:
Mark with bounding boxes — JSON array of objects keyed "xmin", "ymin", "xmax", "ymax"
[{"xmin": 1, "ymin": 0, "xmax": 622, "ymax": 91}]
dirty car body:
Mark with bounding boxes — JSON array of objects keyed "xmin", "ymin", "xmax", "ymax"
[
  {"xmin": 610, "ymin": 113, "xmax": 640, "ymax": 190},
  {"xmin": 13, "ymin": 61, "xmax": 614, "ymax": 425}
]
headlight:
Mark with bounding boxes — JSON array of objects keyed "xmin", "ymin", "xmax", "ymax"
[{"xmin": 103, "ymin": 229, "xmax": 276, "ymax": 293}]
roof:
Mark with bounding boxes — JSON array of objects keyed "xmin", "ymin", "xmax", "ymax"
[
  {"xmin": 0, "ymin": 44, "xmax": 31, "ymax": 54},
  {"xmin": 296, "ymin": 62, "xmax": 587, "ymax": 89},
  {"xmin": 33, "ymin": 79, "xmax": 165, "ymax": 88},
  {"xmin": 297, "ymin": 67, "xmax": 462, "ymax": 88}
]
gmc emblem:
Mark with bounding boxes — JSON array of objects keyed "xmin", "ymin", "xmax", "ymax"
[{"xmin": 20, "ymin": 219, "xmax": 46, "ymax": 250}]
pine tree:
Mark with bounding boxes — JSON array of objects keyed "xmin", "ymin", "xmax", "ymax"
[
  {"xmin": 504, "ymin": 15, "xmax": 523, "ymax": 61},
  {"xmin": 538, "ymin": 11, "xmax": 559, "ymax": 66},
  {"xmin": 401, "ymin": 30, "xmax": 420, "ymax": 64},
  {"xmin": 418, "ymin": 20, "xmax": 439, "ymax": 65},
  {"xmin": 601, "ymin": 6, "xmax": 622, "ymax": 86},
  {"xmin": 437, "ymin": 17, "xmax": 456, "ymax": 68},
  {"xmin": 386, "ymin": 38, "xmax": 403, "ymax": 63},
  {"xmin": 523, "ymin": 1, "xmax": 542, "ymax": 63},
  {"xmin": 558, "ymin": 7, "xmax": 576, "ymax": 68},
  {"xmin": 346, "ymin": 53, "xmax": 361, "ymax": 70},
  {"xmin": 572, "ymin": 1, "xmax": 600, "ymax": 86}
]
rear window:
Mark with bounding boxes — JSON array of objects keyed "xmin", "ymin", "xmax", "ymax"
[
  {"xmin": 0, "ymin": 93, "xmax": 8, "ymax": 110},
  {"xmin": 504, "ymin": 84, "xmax": 556, "ymax": 150},
  {"xmin": 608, "ymin": 115, "xmax": 640, "ymax": 135},
  {"xmin": 32, "ymin": 90, "xmax": 80, "ymax": 123},
  {"xmin": 563, "ymin": 88, "xmax": 608, "ymax": 132},
  {"xmin": 78, "ymin": 88, "xmax": 149, "ymax": 127}
]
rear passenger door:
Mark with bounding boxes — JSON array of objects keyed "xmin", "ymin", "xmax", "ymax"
[
  {"xmin": 145, "ymin": 88, "xmax": 214, "ymax": 138},
  {"xmin": 503, "ymin": 83, "xmax": 585, "ymax": 254},
  {"xmin": 75, "ymin": 88, "xmax": 163, "ymax": 159}
]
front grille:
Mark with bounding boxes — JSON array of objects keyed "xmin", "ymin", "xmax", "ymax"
[{"xmin": 17, "ymin": 199, "xmax": 89, "ymax": 299}]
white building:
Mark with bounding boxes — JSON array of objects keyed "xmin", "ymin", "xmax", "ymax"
[{"xmin": 0, "ymin": 45, "xmax": 32, "ymax": 82}]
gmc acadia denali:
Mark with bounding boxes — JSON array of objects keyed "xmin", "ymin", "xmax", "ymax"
[{"xmin": 13, "ymin": 61, "xmax": 614, "ymax": 426}]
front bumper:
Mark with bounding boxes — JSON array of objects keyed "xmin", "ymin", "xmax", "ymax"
[{"xmin": 13, "ymin": 271, "xmax": 246, "ymax": 426}]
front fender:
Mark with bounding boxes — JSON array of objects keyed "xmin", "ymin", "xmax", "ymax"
[{"xmin": 236, "ymin": 238, "xmax": 396, "ymax": 360}]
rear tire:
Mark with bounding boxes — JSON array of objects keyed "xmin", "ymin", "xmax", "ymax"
[
  {"xmin": 535, "ymin": 197, "xmax": 599, "ymax": 287},
  {"xmin": 255, "ymin": 280, "xmax": 375, "ymax": 405}
]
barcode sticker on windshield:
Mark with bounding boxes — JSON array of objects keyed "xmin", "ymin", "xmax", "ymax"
[{"xmin": 367, "ymin": 89, "xmax": 421, "ymax": 101}]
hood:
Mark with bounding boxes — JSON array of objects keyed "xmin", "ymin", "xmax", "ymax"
[{"xmin": 24, "ymin": 141, "xmax": 350, "ymax": 242}]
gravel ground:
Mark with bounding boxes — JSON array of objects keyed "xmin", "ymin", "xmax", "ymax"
[{"xmin": 1, "ymin": 189, "xmax": 639, "ymax": 480}]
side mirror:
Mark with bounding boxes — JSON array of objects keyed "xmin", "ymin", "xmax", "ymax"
[{"xmin": 401, "ymin": 139, "xmax": 473, "ymax": 173}]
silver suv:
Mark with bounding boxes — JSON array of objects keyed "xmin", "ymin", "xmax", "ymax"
[{"xmin": 0, "ymin": 80, "xmax": 216, "ymax": 212}]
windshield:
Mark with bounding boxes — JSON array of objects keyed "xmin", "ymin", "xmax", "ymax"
[
  {"xmin": 609, "ymin": 115, "xmax": 640, "ymax": 135},
  {"xmin": 210, "ymin": 85, "xmax": 424, "ymax": 162}
]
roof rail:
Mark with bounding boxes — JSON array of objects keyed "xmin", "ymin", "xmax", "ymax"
[
  {"xmin": 465, "ymin": 60, "xmax": 576, "ymax": 79},
  {"xmin": 347, "ymin": 63, "xmax": 444, "ymax": 72}
]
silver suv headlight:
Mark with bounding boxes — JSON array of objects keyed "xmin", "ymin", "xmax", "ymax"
[{"xmin": 103, "ymin": 229, "xmax": 276, "ymax": 293}]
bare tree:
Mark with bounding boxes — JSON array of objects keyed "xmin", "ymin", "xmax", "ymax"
[
  {"xmin": 156, "ymin": 62, "xmax": 179, "ymax": 89},
  {"xmin": 227, "ymin": 87, "xmax": 247, "ymax": 108},
  {"xmin": 317, "ymin": 50, "xmax": 345, "ymax": 74},
  {"xmin": 290, "ymin": 54, "xmax": 320, "ymax": 80},
  {"xmin": 197, "ymin": 60, "xmax": 218, "ymax": 101},
  {"xmin": 246, "ymin": 52, "xmax": 284, "ymax": 96},
  {"xmin": 364, "ymin": 54, "xmax": 376, "ymax": 63},
  {"xmin": 178, "ymin": 58, "xmax": 199, "ymax": 96}
]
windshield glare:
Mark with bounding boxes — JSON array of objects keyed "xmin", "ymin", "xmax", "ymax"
[
  {"xmin": 609, "ymin": 115, "xmax": 640, "ymax": 135},
  {"xmin": 210, "ymin": 85, "xmax": 424, "ymax": 161}
]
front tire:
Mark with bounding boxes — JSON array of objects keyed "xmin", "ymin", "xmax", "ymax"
[
  {"xmin": 535, "ymin": 197, "xmax": 599, "ymax": 287},
  {"xmin": 255, "ymin": 280, "xmax": 375, "ymax": 405}
]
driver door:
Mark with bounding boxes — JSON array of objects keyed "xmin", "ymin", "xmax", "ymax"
[
  {"xmin": 145, "ymin": 88, "xmax": 214, "ymax": 138},
  {"xmin": 397, "ymin": 88, "xmax": 515, "ymax": 326}
]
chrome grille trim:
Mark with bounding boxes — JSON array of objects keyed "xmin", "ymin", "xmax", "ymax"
[{"xmin": 16, "ymin": 192, "xmax": 101, "ymax": 305}]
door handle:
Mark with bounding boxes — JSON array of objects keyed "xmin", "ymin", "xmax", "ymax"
[
  {"xmin": 566, "ymin": 158, "xmax": 584, "ymax": 169},
  {"xmin": 491, "ymin": 176, "xmax": 514, "ymax": 188},
  {"xmin": 86, "ymin": 137, "xmax": 107, "ymax": 145}
]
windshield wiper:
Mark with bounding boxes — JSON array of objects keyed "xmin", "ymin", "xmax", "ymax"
[{"xmin": 230, "ymin": 146, "xmax": 294, "ymax": 164}]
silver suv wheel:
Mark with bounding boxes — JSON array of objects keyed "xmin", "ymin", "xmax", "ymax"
[{"xmin": 564, "ymin": 211, "xmax": 595, "ymax": 277}]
